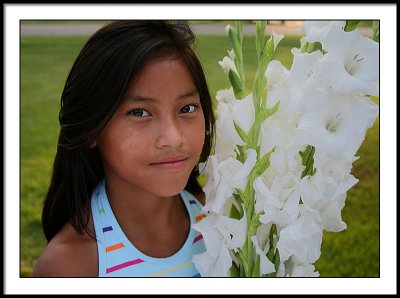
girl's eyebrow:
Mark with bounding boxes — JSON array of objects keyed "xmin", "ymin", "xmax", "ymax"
[
  {"xmin": 177, "ymin": 89, "xmax": 199, "ymax": 100},
  {"xmin": 123, "ymin": 89, "xmax": 199, "ymax": 103}
]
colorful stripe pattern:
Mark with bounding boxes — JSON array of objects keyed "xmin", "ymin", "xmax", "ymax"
[
  {"xmin": 145, "ymin": 261, "xmax": 193, "ymax": 277},
  {"xmin": 92, "ymin": 180, "xmax": 206, "ymax": 277}
]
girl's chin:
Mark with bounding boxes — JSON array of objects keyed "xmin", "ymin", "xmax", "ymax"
[
  {"xmin": 155, "ymin": 186, "xmax": 188, "ymax": 198},
  {"xmin": 147, "ymin": 179, "xmax": 189, "ymax": 198},
  {"xmin": 148, "ymin": 171, "xmax": 193, "ymax": 197}
]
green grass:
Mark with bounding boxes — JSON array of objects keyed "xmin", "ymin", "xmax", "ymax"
[
  {"xmin": 20, "ymin": 36, "xmax": 90, "ymax": 276},
  {"xmin": 315, "ymin": 114, "xmax": 379, "ymax": 277},
  {"xmin": 20, "ymin": 33, "xmax": 379, "ymax": 277},
  {"xmin": 196, "ymin": 34, "xmax": 299, "ymax": 98}
]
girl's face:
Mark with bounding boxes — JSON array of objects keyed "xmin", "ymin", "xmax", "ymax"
[{"xmin": 95, "ymin": 57, "xmax": 205, "ymax": 197}]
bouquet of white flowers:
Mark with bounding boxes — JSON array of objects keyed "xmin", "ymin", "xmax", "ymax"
[{"xmin": 192, "ymin": 20, "xmax": 379, "ymax": 277}]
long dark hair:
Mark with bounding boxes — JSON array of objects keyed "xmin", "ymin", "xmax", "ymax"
[{"xmin": 42, "ymin": 20, "xmax": 215, "ymax": 242}]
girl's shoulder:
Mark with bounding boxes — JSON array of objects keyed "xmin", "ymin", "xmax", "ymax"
[
  {"xmin": 32, "ymin": 221, "xmax": 98, "ymax": 277},
  {"xmin": 194, "ymin": 192, "xmax": 205, "ymax": 206}
]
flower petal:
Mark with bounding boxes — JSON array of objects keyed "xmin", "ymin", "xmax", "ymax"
[{"xmin": 232, "ymin": 93, "xmax": 255, "ymax": 134}]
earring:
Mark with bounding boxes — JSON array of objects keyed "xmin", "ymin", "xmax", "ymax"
[{"xmin": 205, "ymin": 130, "xmax": 210, "ymax": 136}]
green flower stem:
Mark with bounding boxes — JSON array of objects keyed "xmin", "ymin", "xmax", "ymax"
[
  {"xmin": 237, "ymin": 249, "xmax": 249, "ymax": 277},
  {"xmin": 252, "ymin": 254, "xmax": 261, "ymax": 277},
  {"xmin": 229, "ymin": 20, "xmax": 280, "ymax": 277},
  {"xmin": 238, "ymin": 20, "xmax": 277, "ymax": 276},
  {"xmin": 227, "ymin": 23, "xmax": 245, "ymax": 99},
  {"xmin": 235, "ymin": 21, "xmax": 245, "ymax": 90},
  {"xmin": 244, "ymin": 171, "xmax": 256, "ymax": 276},
  {"xmin": 372, "ymin": 20, "xmax": 379, "ymax": 42}
]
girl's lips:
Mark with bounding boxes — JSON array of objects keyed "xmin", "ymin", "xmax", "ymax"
[{"xmin": 150, "ymin": 157, "xmax": 189, "ymax": 170}]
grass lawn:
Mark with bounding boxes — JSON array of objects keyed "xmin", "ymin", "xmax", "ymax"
[{"xmin": 20, "ymin": 32, "xmax": 379, "ymax": 277}]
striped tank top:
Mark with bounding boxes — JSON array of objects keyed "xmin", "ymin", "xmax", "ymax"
[{"xmin": 91, "ymin": 179, "xmax": 206, "ymax": 277}]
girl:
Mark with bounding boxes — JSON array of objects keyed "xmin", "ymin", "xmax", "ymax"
[{"xmin": 32, "ymin": 20, "xmax": 215, "ymax": 277}]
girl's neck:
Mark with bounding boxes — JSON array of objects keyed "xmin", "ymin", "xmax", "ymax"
[
  {"xmin": 104, "ymin": 179, "xmax": 190, "ymax": 258},
  {"xmin": 105, "ymin": 179, "xmax": 184, "ymax": 226}
]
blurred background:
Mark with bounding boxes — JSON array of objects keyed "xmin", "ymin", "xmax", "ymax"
[{"xmin": 20, "ymin": 20, "xmax": 379, "ymax": 277}]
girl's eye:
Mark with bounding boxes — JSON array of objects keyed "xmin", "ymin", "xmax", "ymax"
[
  {"xmin": 180, "ymin": 104, "xmax": 198, "ymax": 114},
  {"xmin": 128, "ymin": 109, "xmax": 151, "ymax": 117}
]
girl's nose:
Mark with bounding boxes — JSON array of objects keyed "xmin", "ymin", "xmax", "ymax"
[{"xmin": 155, "ymin": 116, "xmax": 184, "ymax": 149}]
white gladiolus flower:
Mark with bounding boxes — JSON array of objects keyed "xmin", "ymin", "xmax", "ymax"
[
  {"xmin": 312, "ymin": 152, "xmax": 360, "ymax": 196},
  {"xmin": 286, "ymin": 50, "xmax": 324, "ymax": 88},
  {"xmin": 318, "ymin": 194, "xmax": 348, "ymax": 232},
  {"xmin": 227, "ymin": 49, "xmax": 236, "ymax": 60},
  {"xmin": 219, "ymin": 56, "xmax": 239, "ymax": 76},
  {"xmin": 265, "ymin": 60, "xmax": 290, "ymax": 110},
  {"xmin": 232, "ymin": 93, "xmax": 255, "ymax": 134},
  {"xmin": 297, "ymin": 20, "xmax": 346, "ymax": 43},
  {"xmin": 277, "ymin": 207, "xmax": 323, "ymax": 264},
  {"xmin": 285, "ymin": 262, "xmax": 320, "ymax": 277},
  {"xmin": 192, "ymin": 213, "xmax": 232, "ymax": 277},
  {"xmin": 251, "ymin": 235, "xmax": 276, "ymax": 275},
  {"xmin": 295, "ymin": 93, "xmax": 379, "ymax": 160},
  {"xmin": 271, "ymin": 31, "xmax": 284, "ymax": 50},
  {"xmin": 202, "ymin": 156, "xmax": 240, "ymax": 214},
  {"xmin": 193, "ymin": 20, "xmax": 379, "ymax": 278},
  {"xmin": 216, "ymin": 211, "xmax": 247, "ymax": 250},
  {"xmin": 214, "ymin": 89, "xmax": 243, "ymax": 159},
  {"xmin": 216, "ymin": 87, "xmax": 236, "ymax": 104},
  {"xmin": 215, "ymin": 89, "xmax": 256, "ymax": 146},
  {"xmin": 225, "ymin": 24, "xmax": 232, "ymax": 35},
  {"xmin": 214, "ymin": 136, "xmax": 237, "ymax": 161},
  {"xmin": 266, "ymin": 59, "xmax": 288, "ymax": 88},
  {"xmin": 216, "ymin": 99, "xmax": 246, "ymax": 146},
  {"xmin": 316, "ymin": 23, "xmax": 379, "ymax": 96},
  {"xmin": 299, "ymin": 154, "xmax": 359, "ymax": 232},
  {"xmin": 231, "ymin": 149, "xmax": 257, "ymax": 190},
  {"xmin": 259, "ymin": 112, "xmax": 301, "ymax": 158},
  {"xmin": 202, "ymin": 150, "xmax": 257, "ymax": 214},
  {"xmin": 255, "ymin": 174, "xmax": 301, "ymax": 227}
]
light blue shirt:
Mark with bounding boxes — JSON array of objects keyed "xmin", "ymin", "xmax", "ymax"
[{"xmin": 91, "ymin": 179, "xmax": 206, "ymax": 277}]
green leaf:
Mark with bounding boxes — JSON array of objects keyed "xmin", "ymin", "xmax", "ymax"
[
  {"xmin": 258, "ymin": 36, "xmax": 275, "ymax": 70},
  {"xmin": 249, "ymin": 212, "xmax": 262, "ymax": 234},
  {"xmin": 237, "ymin": 249, "xmax": 249, "ymax": 276},
  {"xmin": 270, "ymin": 223, "xmax": 277, "ymax": 245},
  {"xmin": 230, "ymin": 193, "xmax": 244, "ymax": 219},
  {"xmin": 229, "ymin": 203, "xmax": 241, "ymax": 220},
  {"xmin": 345, "ymin": 20, "xmax": 360, "ymax": 32},
  {"xmin": 231, "ymin": 260, "xmax": 240, "ymax": 277},
  {"xmin": 273, "ymin": 248, "xmax": 280, "ymax": 273},
  {"xmin": 300, "ymin": 38, "xmax": 309, "ymax": 53},
  {"xmin": 252, "ymin": 254, "xmax": 261, "ymax": 277},
  {"xmin": 228, "ymin": 69, "xmax": 244, "ymax": 99},
  {"xmin": 234, "ymin": 122, "xmax": 251, "ymax": 146},
  {"xmin": 253, "ymin": 148, "xmax": 274, "ymax": 177},
  {"xmin": 235, "ymin": 144, "xmax": 247, "ymax": 163},
  {"xmin": 265, "ymin": 224, "xmax": 279, "ymax": 277},
  {"xmin": 372, "ymin": 20, "xmax": 379, "ymax": 42},
  {"xmin": 299, "ymin": 145, "xmax": 317, "ymax": 178},
  {"xmin": 267, "ymin": 245, "xmax": 274, "ymax": 262},
  {"xmin": 227, "ymin": 25, "xmax": 241, "ymax": 60},
  {"xmin": 307, "ymin": 42, "xmax": 316, "ymax": 53},
  {"xmin": 235, "ymin": 20, "xmax": 243, "ymax": 44},
  {"xmin": 262, "ymin": 100, "xmax": 280, "ymax": 121},
  {"xmin": 267, "ymin": 224, "xmax": 277, "ymax": 259},
  {"xmin": 239, "ymin": 261, "xmax": 245, "ymax": 277},
  {"xmin": 256, "ymin": 21, "xmax": 267, "ymax": 59}
]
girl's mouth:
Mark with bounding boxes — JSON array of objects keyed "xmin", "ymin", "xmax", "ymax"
[{"xmin": 150, "ymin": 156, "xmax": 189, "ymax": 170}]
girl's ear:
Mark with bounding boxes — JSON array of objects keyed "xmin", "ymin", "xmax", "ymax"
[{"xmin": 88, "ymin": 139, "xmax": 98, "ymax": 148}]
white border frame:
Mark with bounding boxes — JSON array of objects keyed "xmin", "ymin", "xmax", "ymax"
[{"xmin": 5, "ymin": 4, "xmax": 397, "ymax": 295}]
